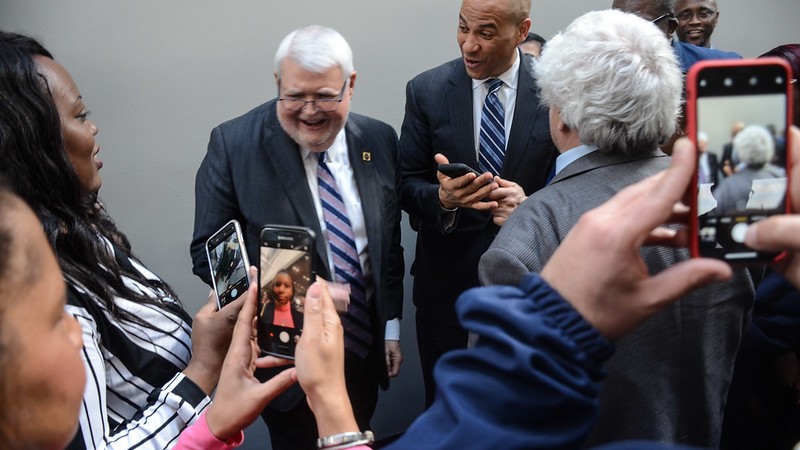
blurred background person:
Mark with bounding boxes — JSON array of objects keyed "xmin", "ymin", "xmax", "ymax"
[
  {"xmin": 675, "ymin": 0, "xmax": 719, "ymax": 48},
  {"xmin": 519, "ymin": 31, "xmax": 546, "ymax": 58},
  {"xmin": 711, "ymin": 124, "xmax": 785, "ymax": 216}
]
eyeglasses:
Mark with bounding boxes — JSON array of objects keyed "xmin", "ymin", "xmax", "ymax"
[
  {"xmin": 676, "ymin": 9, "xmax": 717, "ymax": 22},
  {"xmin": 278, "ymin": 80, "xmax": 348, "ymax": 112},
  {"xmin": 650, "ymin": 12, "xmax": 675, "ymax": 24}
]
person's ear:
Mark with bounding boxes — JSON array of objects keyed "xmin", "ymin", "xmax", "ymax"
[{"xmin": 666, "ymin": 17, "xmax": 679, "ymax": 38}]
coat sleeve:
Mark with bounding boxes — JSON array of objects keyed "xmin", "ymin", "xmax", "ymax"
[{"xmin": 387, "ymin": 274, "xmax": 613, "ymax": 450}]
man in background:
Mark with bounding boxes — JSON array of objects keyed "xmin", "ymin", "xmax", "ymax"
[
  {"xmin": 519, "ymin": 31, "xmax": 546, "ymax": 58},
  {"xmin": 399, "ymin": 0, "xmax": 557, "ymax": 407},
  {"xmin": 675, "ymin": 0, "xmax": 719, "ymax": 48}
]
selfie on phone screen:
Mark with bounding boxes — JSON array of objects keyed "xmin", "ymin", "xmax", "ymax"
[{"xmin": 258, "ymin": 226, "xmax": 314, "ymax": 358}]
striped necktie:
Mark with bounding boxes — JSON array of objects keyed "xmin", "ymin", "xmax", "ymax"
[
  {"xmin": 316, "ymin": 152, "xmax": 373, "ymax": 359},
  {"xmin": 479, "ymin": 78, "xmax": 506, "ymax": 177}
]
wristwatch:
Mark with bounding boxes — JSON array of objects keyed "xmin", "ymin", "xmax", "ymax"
[{"xmin": 317, "ymin": 430, "xmax": 374, "ymax": 449}]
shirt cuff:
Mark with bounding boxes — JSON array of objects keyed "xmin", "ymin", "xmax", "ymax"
[
  {"xmin": 384, "ymin": 318, "xmax": 400, "ymax": 341},
  {"xmin": 174, "ymin": 412, "xmax": 244, "ymax": 450},
  {"xmin": 440, "ymin": 206, "xmax": 458, "ymax": 232}
]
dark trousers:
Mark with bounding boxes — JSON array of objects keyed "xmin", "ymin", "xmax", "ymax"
[
  {"xmin": 415, "ymin": 309, "xmax": 468, "ymax": 408},
  {"xmin": 262, "ymin": 353, "xmax": 379, "ymax": 450}
]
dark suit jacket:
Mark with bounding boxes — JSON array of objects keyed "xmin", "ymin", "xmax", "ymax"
[
  {"xmin": 399, "ymin": 53, "xmax": 557, "ymax": 325},
  {"xmin": 190, "ymin": 99, "xmax": 404, "ymax": 405}
]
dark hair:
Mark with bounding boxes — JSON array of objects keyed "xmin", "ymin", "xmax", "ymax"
[
  {"xmin": 523, "ymin": 32, "xmax": 546, "ymax": 47},
  {"xmin": 760, "ymin": 44, "xmax": 800, "ymax": 80},
  {"xmin": 0, "ymin": 32, "xmax": 185, "ymax": 330}
]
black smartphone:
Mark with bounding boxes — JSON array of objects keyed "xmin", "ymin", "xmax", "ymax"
[
  {"xmin": 437, "ymin": 162, "xmax": 482, "ymax": 178},
  {"xmin": 688, "ymin": 58, "xmax": 793, "ymax": 264},
  {"xmin": 205, "ymin": 219, "xmax": 250, "ymax": 309},
  {"xmin": 257, "ymin": 225, "xmax": 315, "ymax": 359}
]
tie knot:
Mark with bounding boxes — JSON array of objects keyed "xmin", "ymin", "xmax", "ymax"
[
  {"xmin": 487, "ymin": 78, "xmax": 503, "ymax": 94},
  {"xmin": 317, "ymin": 152, "xmax": 327, "ymax": 164}
]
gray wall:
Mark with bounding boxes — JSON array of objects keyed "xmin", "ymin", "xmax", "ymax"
[{"xmin": 1, "ymin": 1, "xmax": 797, "ymax": 448}]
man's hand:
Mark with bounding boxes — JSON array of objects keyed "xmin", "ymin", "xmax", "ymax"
[
  {"xmin": 488, "ymin": 177, "xmax": 527, "ymax": 225},
  {"xmin": 435, "ymin": 153, "xmax": 497, "ymax": 210},
  {"xmin": 541, "ymin": 137, "xmax": 732, "ymax": 340},
  {"xmin": 385, "ymin": 340, "xmax": 403, "ymax": 377}
]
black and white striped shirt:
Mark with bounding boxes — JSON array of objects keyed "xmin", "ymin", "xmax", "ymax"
[{"xmin": 65, "ymin": 240, "xmax": 210, "ymax": 450}]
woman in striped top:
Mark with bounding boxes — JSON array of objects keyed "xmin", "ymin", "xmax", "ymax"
[{"xmin": 0, "ymin": 32, "xmax": 241, "ymax": 449}]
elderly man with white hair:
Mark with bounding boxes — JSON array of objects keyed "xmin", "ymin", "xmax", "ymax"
[
  {"xmin": 479, "ymin": 8, "xmax": 754, "ymax": 448},
  {"xmin": 711, "ymin": 124, "xmax": 786, "ymax": 215}
]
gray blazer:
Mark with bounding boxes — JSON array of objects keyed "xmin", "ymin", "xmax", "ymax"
[{"xmin": 480, "ymin": 148, "xmax": 754, "ymax": 447}]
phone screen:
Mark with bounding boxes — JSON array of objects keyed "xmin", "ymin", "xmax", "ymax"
[
  {"xmin": 690, "ymin": 59, "xmax": 791, "ymax": 263},
  {"xmin": 257, "ymin": 225, "xmax": 314, "ymax": 358},
  {"xmin": 206, "ymin": 220, "xmax": 250, "ymax": 308}
]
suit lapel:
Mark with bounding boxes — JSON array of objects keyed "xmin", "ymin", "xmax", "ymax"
[
  {"xmin": 346, "ymin": 119, "xmax": 383, "ymax": 284},
  {"xmin": 504, "ymin": 53, "xmax": 542, "ymax": 180},
  {"xmin": 446, "ymin": 63, "xmax": 479, "ymax": 167},
  {"xmin": 261, "ymin": 112, "xmax": 329, "ymax": 273}
]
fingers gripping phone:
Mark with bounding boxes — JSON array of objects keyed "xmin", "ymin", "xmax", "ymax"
[
  {"xmin": 688, "ymin": 58, "xmax": 793, "ymax": 264},
  {"xmin": 205, "ymin": 220, "xmax": 251, "ymax": 309},
  {"xmin": 437, "ymin": 162, "xmax": 482, "ymax": 178},
  {"xmin": 257, "ymin": 225, "xmax": 315, "ymax": 358}
]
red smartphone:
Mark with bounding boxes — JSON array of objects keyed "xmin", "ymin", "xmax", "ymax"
[{"xmin": 687, "ymin": 58, "xmax": 793, "ymax": 264}]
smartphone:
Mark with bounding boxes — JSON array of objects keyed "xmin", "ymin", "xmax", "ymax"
[
  {"xmin": 257, "ymin": 225, "xmax": 315, "ymax": 358},
  {"xmin": 688, "ymin": 58, "xmax": 793, "ymax": 264},
  {"xmin": 205, "ymin": 220, "xmax": 250, "ymax": 309},
  {"xmin": 438, "ymin": 162, "xmax": 482, "ymax": 178}
]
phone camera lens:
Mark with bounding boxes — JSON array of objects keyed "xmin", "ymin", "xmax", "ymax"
[
  {"xmin": 699, "ymin": 79, "xmax": 708, "ymax": 88},
  {"xmin": 749, "ymin": 77, "xmax": 758, "ymax": 86},
  {"xmin": 776, "ymin": 76, "xmax": 785, "ymax": 85},
  {"xmin": 723, "ymin": 78, "xmax": 733, "ymax": 87}
]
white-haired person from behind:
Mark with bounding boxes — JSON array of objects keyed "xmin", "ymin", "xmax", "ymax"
[
  {"xmin": 479, "ymin": 8, "xmax": 756, "ymax": 447},
  {"xmin": 712, "ymin": 124, "xmax": 786, "ymax": 215}
]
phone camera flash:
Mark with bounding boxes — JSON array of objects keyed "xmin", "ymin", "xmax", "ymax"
[
  {"xmin": 723, "ymin": 78, "xmax": 733, "ymax": 87},
  {"xmin": 749, "ymin": 77, "xmax": 758, "ymax": 86},
  {"xmin": 775, "ymin": 76, "xmax": 785, "ymax": 85}
]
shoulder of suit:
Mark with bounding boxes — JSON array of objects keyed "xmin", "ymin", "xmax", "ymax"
[
  {"xmin": 213, "ymin": 99, "xmax": 278, "ymax": 132},
  {"xmin": 409, "ymin": 57, "xmax": 466, "ymax": 86},
  {"xmin": 348, "ymin": 112, "xmax": 396, "ymax": 136}
]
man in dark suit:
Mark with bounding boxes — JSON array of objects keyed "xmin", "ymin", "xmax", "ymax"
[
  {"xmin": 697, "ymin": 131, "xmax": 720, "ymax": 187},
  {"xmin": 190, "ymin": 25, "xmax": 404, "ymax": 450},
  {"xmin": 398, "ymin": 0, "xmax": 557, "ymax": 407}
]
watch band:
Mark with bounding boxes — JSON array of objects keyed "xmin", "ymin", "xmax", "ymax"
[{"xmin": 317, "ymin": 430, "xmax": 374, "ymax": 449}]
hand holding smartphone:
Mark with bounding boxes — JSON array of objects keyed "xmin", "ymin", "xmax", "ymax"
[
  {"xmin": 205, "ymin": 220, "xmax": 250, "ymax": 309},
  {"xmin": 688, "ymin": 58, "xmax": 793, "ymax": 264},
  {"xmin": 257, "ymin": 225, "xmax": 315, "ymax": 359}
]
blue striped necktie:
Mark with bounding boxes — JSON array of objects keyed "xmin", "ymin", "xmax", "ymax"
[
  {"xmin": 479, "ymin": 78, "xmax": 506, "ymax": 177},
  {"xmin": 316, "ymin": 152, "xmax": 373, "ymax": 359}
]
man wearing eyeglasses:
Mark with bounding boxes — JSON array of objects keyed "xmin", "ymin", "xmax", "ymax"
[
  {"xmin": 612, "ymin": 0, "xmax": 739, "ymax": 73},
  {"xmin": 675, "ymin": 0, "xmax": 719, "ymax": 48},
  {"xmin": 190, "ymin": 25, "xmax": 404, "ymax": 450}
]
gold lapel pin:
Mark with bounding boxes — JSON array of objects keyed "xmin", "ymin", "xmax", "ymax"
[{"xmin": 362, "ymin": 152, "xmax": 371, "ymax": 162}]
